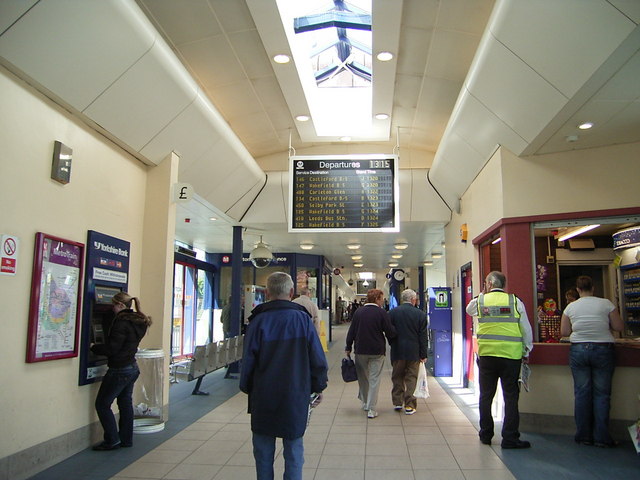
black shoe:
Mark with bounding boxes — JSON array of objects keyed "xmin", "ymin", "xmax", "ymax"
[
  {"xmin": 92, "ymin": 442, "xmax": 121, "ymax": 451},
  {"xmin": 575, "ymin": 439, "xmax": 594, "ymax": 446},
  {"xmin": 480, "ymin": 437, "xmax": 492, "ymax": 445},
  {"xmin": 594, "ymin": 440, "xmax": 619, "ymax": 448},
  {"xmin": 501, "ymin": 440, "xmax": 531, "ymax": 449},
  {"xmin": 120, "ymin": 443, "xmax": 132, "ymax": 448}
]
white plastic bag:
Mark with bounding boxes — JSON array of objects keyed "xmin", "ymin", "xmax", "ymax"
[{"xmin": 413, "ymin": 362, "xmax": 430, "ymax": 399}]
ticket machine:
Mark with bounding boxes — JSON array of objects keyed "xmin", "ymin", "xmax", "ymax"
[{"xmin": 427, "ymin": 287, "xmax": 452, "ymax": 377}]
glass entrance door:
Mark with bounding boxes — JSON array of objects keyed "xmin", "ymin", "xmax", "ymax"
[{"xmin": 172, "ymin": 262, "xmax": 212, "ymax": 360}]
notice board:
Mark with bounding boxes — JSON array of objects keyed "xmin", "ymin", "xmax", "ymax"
[{"xmin": 289, "ymin": 154, "xmax": 399, "ymax": 232}]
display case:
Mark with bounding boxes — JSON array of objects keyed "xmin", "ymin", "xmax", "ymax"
[
  {"xmin": 620, "ymin": 265, "xmax": 640, "ymax": 336},
  {"xmin": 538, "ymin": 313, "xmax": 561, "ymax": 342}
]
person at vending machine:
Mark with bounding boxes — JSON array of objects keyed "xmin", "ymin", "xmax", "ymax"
[
  {"xmin": 345, "ymin": 289, "xmax": 396, "ymax": 419},
  {"xmin": 388, "ymin": 289, "xmax": 428, "ymax": 415},
  {"xmin": 240, "ymin": 272, "xmax": 328, "ymax": 480},
  {"xmin": 293, "ymin": 287, "xmax": 320, "ymax": 337},
  {"xmin": 466, "ymin": 271, "xmax": 533, "ymax": 449},
  {"xmin": 560, "ymin": 275, "xmax": 624, "ymax": 448},
  {"xmin": 90, "ymin": 292, "xmax": 152, "ymax": 451}
]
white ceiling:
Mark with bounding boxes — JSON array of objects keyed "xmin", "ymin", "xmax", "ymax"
[
  {"xmin": 2, "ymin": 0, "xmax": 638, "ymax": 285},
  {"xmin": 134, "ymin": 0, "xmax": 640, "ymax": 279}
]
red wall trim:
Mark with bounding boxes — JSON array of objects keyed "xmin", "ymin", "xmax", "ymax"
[{"xmin": 472, "ymin": 207, "xmax": 640, "ymax": 246}]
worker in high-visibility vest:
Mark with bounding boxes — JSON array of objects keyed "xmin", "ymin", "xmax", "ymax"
[{"xmin": 466, "ymin": 271, "xmax": 533, "ymax": 449}]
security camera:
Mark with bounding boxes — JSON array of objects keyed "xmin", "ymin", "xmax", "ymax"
[{"xmin": 250, "ymin": 241, "xmax": 273, "ymax": 269}]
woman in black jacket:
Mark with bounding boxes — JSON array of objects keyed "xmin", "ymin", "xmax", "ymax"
[{"xmin": 90, "ymin": 292, "xmax": 151, "ymax": 450}]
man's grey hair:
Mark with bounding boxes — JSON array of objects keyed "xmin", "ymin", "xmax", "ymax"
[
  {"xmin": 267, "ymin": 272, "xmax": 294, "ymax": 299},
  {"xmin": 486, "ymin": 271, "xmax": 506, "ymax": 289},
  {"xmin": 401, "ymin": 289, "xmax": 417, "ymax": 303}
]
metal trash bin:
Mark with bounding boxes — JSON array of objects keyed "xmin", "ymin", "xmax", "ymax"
[{"xmin": 133, "ymin": 349, "xmax": 165, "ymax": 433}]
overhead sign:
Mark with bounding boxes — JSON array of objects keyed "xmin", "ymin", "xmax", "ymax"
[
  {"xmin": 1, "ymin": 234, "xmax": 19, "ymax": 275},
  {"xmin": 289, "ymin": 154, "xmax": 399, "ymax": 232},
  {"xmin": 174, "ymin": 183, "xmax": 194, "ymax": 202}
]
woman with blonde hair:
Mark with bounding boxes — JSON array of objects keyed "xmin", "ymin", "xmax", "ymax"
[{"xmin": 91, "ymin": 292, "xmax": 152, "ymax": 450}]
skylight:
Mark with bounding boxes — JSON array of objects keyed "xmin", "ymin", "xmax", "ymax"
[{"xmin": 277, "ymin": 0, "xmax": 373, "ymax": 137}]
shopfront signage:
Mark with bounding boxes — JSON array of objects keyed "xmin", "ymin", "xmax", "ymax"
[{"xmin": 613, "ymin": 226, "xmax": 640, "ymax": 251}]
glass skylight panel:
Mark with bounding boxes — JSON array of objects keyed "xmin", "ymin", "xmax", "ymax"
[{"xmin": 277, "ymin": 0, "xmax": 372, "ymax": 138}]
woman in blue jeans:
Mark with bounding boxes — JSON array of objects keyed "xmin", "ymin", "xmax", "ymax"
[
  {"xmin": 90, "ymin": 292, "xmax": 151, "ymax": 450},
  {"xmin": 560, "ymin": 276, "xmax": 623, "ymax": 447}
]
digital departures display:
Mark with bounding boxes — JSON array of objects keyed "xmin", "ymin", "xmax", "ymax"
[{"xmin": 288, "ymin": 155, "xmax": 399, "ymax": 232}]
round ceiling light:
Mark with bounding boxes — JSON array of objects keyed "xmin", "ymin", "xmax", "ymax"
[
  {"xmin": 376, "ymin": 51, "xmax": 394, "ymax": 61},
  {"xmin": 296, "ymin": 115, "xmax": 310, "ymax": 122},
  {"xmin": 299, "ymin": 243, "xmax": 314, "ymax": 250},
  {"xmin": 273, "ymin": 54, "xmax": 290, "ymax": 64},
  {"xmin": 391, "ymin": 254, "xmax": 403, "ymax": 259},
  {"xmin": 578, "ymin": 122, "xmax": 594, "ymax": 130},
  {"xmin": 351, "ymin": 255, "xmax": 363, "ymax": 260},
  {"xmin": 347, "ymin": 244, "xmax": 361, "ymax": 250},
  {"xmin": 423, "ymin": 261, "xmax": 433, "ymax": 266},
  {"xmin": 375, "ymin": 113, "xmax": 389, "ymax": 120},
  {"xmin": 394, "ymin": 243, "xmax": 409, "ymax": 250},
  {"xmin": 388, "ymin": 262, "xmax": 399, "ymax": 268},
  {"xmin": 353, "ymin": 263, "xmax": 363, "ymax": 268}
]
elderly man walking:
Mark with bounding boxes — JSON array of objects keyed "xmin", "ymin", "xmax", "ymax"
[
  {"xmin": 240, "ymin": 272, "xmax": 328, "ymax": 480},
  {"xmin": 388, "ymin": 289, "xmax": 428, "ymax": 415}
]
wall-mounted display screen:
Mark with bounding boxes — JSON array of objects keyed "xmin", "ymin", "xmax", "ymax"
[{"xmin": 289, "ymin": 154, "xmax": 399, "ymax": 232}]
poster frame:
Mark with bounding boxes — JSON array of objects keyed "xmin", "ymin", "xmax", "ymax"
[{"xmin": 26, "ymin": 232, "xmax": 85, "ymax": 363}]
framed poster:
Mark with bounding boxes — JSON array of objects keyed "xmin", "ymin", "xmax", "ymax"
[{"xmin": 26, "ymin": 232, "xmax": 84, "ymax": 362}]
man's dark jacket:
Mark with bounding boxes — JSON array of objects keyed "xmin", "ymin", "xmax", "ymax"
[
  {"xmin": 388, "ymin": 303, "xmax": 428, "ymax": 362},
  {"xmin": 240, "ymin": 300, "xmax": 328, "ymax": 439}
]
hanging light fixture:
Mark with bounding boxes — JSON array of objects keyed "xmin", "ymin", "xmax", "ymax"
[{"xmin": 249, "ymin": 235, "xmax": 273, "ymax": 268}]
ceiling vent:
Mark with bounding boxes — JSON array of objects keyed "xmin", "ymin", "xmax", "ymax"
[{"xmin": 568, "ymin": 238, "xmax": 595, "ymax": 250}]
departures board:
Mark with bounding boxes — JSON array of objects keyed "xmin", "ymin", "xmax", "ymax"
[{"xmin": 288, "ymin": 155, "xmax": 399, "ymax": 232}]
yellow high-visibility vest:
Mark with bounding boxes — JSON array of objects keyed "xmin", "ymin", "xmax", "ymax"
[{"xmin": 476, "ymin": 291, "xmax": 523, "ymax": 359}]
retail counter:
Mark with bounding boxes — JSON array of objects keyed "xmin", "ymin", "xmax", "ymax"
[{"xmin": 529, "ymin": 339, "xmax": 640, "ymax": 366}]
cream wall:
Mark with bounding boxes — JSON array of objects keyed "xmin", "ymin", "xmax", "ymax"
[
  {"xmin": 501, "ymin": 143, "xmax": 640, "ymax": 217},
  {"xmin": 443, "ymin": 144, "xmax": 640, "ymax": 423},
  {"xmin": 0, "ymin": 67, "xmax": 158, "ymax": 462}
]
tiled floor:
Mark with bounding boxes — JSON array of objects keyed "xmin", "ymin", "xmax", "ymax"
[
  {"xmin": 109, "ymin": 326, "xmax": 517, "ymax": 480},
  {"xmin": 30, "ymin": 324, "xmax": 639, "ymax": 480}
]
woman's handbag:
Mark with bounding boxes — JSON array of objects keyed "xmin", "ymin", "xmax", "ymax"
[
  {"xmin": 413, "ymin": 362, "xmax": 430, "ymax": 398},
  {"xmin": 341, "ymin": 354, "xmax": 357, "ymax": 382}
]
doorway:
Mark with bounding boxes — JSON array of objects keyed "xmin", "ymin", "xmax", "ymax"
[{"xmin": 461, "ymin": 263, "xmax": 475, "ymax": 388}]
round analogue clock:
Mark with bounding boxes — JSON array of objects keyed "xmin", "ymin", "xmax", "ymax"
[{"xmin": 393, "ymin": 270, "xmax": 405, "ymax": 281}]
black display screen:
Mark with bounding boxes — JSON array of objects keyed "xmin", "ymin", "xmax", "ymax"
[{"xmin": 289, "ymin": 155, "xmax": 399, "ymax": 232}]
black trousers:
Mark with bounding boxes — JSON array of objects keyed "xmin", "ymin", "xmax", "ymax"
[{"xmin": 478, "ymin": 356, "xmax": 521, "ymax": 444}]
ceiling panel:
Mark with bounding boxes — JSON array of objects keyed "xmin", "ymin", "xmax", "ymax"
[
  {"xmin": 228, "ymin": 29, "xmax": 274, "ymax": 80},
  {"xmin": 138, "ymin": 0, "xmax": 221, "ymax": 45},
  {"xmin": 178, "ymin": 35, "xmax": 247, "ymax": 88},
  {"xmin": 490, "ymin": 0, "xmax": 636, "ymax": 98},
  {"xmin": 396, "ymin": 26, "xmax": 432, "ymax": 77}
]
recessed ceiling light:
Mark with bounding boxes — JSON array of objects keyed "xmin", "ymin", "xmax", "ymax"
[
  {"xmin": 441, "ymin": 241, "xmax": 446, "ymax": 249},
  {"xmin": 296, "ymin": 115, "xmax": 310, "ymax": 122},
  {"xmin": 431, "ymin": 252, "xmax": 443, "ymax": 259},
  {"xmin": 388, "ymin": 262, "xmax": 399, "ymax": 268},
  {"xmin": 391, "ymin": 254, "xmax": 402, "ymax": 259},
  {"xmin": 376, "ymin": 51, "xmax": 394, "ymax": 61},
  {"xmin": 394, "ymin": 243, "xmax": 408, "ymax": 250},
  {"xmin": 351, "ymin": 255, "xmax": 363, "ymax": 260},
  {"xmin": 300, "ymin": 243, "xmax": 314, "ymax": 250},
  {"xmin": 347, "ymin": 244, "xmax": 360, "ymax": 250},
  {"xmin": 340, "ymin": 136, "xmax": 351, "ymax": 142},
  {"xmin": 273, "ymin": 54, "xmax": 290, "ymax": 64},
  {"xmin": 423, "ymin": 261, "xmax": 433, "ymax": 266},
  {"xmin": 209, "ymin": 217, "xmax": 217, "ymax": 221},
  {"xmin": 578, "ymin": 122, "xmax": 594, "ymax": 130},
  {"xmin": 374, "ymin": 113, "xmax": 389, "ymax": 120},
  {"xmin": 353, "ymin": 263, "xmax": 363, "ymax": 268}
]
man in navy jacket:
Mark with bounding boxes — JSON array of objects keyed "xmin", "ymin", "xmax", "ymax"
[
  {"xmin": 388, "ymin": 289, "xmax": 428, "ymax": 415},
  {"xmin": 240, "ymin": 272, "xmax": 328, "ymax": 480}
]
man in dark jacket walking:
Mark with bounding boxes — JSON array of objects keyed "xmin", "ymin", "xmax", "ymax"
[
  {"xmin": 240, "ymin": 272, "xmax": 328, "ymax": 480},
  {"xmin": 389, "ymin": 289, "xmax": 428, "ymax": 415}
]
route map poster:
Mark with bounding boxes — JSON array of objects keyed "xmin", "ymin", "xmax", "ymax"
[
  {"xmin": 289, "ymin": 154, "xmax": 399, "ymax": 232},
  {"xmin": 26, "ymin": 233, "xmax": 84, "ymax": 362}
]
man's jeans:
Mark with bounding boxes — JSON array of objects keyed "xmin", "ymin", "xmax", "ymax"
[
  {"xmin": 95, "ymin": 363, "xmax": 140, "ymax": 446},
  {"xmin": 569, "ymin": 343, "xmax": 615, "ymax": 444},
  {"xmin": 252, "ymin": 433, "xmax": 303, "ymax": 480}
]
